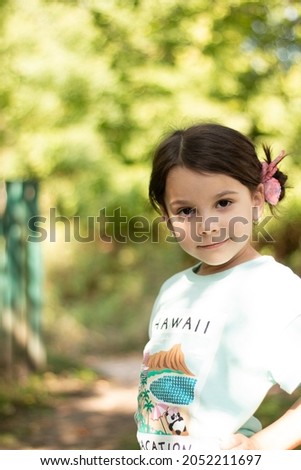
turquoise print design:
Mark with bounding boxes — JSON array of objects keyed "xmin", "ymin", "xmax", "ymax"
[
  {"xmin": 150, "ymin": 375, "xmax": 197, "ymax": 405},
  {"xmin": 136, "ymin": 369, "xmax": 196, "ymax": 435},
  {"xmin": 135, "ymin": 345, "xmax": 196, "ymax": 435}
]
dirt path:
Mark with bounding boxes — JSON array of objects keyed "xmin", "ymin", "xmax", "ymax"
[{"xmin": 0, "ymin": 355, "xmax": 141, "ymax": 450}]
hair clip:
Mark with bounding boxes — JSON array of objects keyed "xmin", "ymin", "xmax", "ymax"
[{"xmin": 261, "ymin": 150, "xmax": 286, "ymax": 205}]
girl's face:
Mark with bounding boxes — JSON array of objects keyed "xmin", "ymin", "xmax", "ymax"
[{"xmin": 163, "ymin": 166, "xmax": 265, "ymax": 275}]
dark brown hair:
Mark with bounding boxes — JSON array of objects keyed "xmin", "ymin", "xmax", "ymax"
[{"xmin": 149, "ymin": 123, "xmax": 287, "ymax": 212}]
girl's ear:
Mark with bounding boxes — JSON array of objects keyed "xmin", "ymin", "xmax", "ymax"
[{"xmin": 252, "ymin": 183, "xmax": 265, "ymax": 221}]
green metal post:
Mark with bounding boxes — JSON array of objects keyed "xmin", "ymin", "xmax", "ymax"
[{"xmin": 1, "ymin": 181, "xmax": 46, "ymax": 370}]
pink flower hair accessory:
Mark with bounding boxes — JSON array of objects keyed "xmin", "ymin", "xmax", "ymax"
[{"xmin": 261, "ymin": 149, "xmax": 287, "ymax": 205}]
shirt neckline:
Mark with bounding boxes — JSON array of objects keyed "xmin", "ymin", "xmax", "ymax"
[{"xmin": 187, "ymin": 255, "xmax": 274, "ymax": 282}]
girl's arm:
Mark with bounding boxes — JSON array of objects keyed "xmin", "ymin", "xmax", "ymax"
[{"xmin": 220, "ymin": 397, "xmax": 301, "ymax": 450}]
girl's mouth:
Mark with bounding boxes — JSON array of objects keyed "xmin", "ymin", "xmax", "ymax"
[{"xmin": 198, "ymin": 239, "xmax": 229, "ymax": 249}]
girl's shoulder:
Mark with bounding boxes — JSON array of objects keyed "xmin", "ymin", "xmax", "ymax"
[
  {"xmin": 252, "ymin": 255, "xmax": 301, "ymax": 285},
  {"xmin": 239, "ymin": 256, "xmax": 301, "ymax": 317},
  {"xmin": 159, "ymin": 264, "xmax": 197, "ymax": 291}
]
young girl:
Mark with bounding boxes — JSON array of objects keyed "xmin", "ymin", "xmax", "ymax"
[{"xmin": 135, "ymin": 123, "xmax": 301, "ymax": 450}]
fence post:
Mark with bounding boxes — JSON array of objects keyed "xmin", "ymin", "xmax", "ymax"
[{"xmin": 1, "ymin": 181, "xmax": 46, "ymax": 371}]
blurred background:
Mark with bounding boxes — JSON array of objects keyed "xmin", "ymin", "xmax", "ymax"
[{"xmin": 0, "ymin": 0, "xmax": 301, "ymax": 450}]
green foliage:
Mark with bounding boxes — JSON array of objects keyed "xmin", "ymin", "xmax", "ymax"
[
  {"xmin": 0, "ymin": 375, "xmax": 51, "ymax": 415},
  {"xmin": 1, "ymin": 0, "xmax": 301, "ymax": 356}
]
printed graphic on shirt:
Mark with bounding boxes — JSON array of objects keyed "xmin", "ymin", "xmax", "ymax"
[{"xmin": 135, "ymin": 344, "xmax": 196, "ymax": 437}]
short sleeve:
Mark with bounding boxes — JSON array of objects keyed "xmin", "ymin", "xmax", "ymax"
[{"xmin": 268, "ymin": 315, "xmax": 301, "ymax": 394}]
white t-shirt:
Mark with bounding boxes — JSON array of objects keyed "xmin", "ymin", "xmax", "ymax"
[{"xmin": 135, "ymin": 256, "xmax": 301, "ymax": 450}]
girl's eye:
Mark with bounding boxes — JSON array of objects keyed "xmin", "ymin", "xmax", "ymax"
[
  {"xmin": 178, "ymin": 207, "xmax": 196, "ymax": 217},
  {"xmin": 216, "ymin": 199, "xmax": 232, "ymax": 208}
]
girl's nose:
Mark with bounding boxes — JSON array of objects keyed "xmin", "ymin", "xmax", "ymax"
[{"xmin": 195, "ymin": 216, "xmax": 220, "ymax": 235}]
